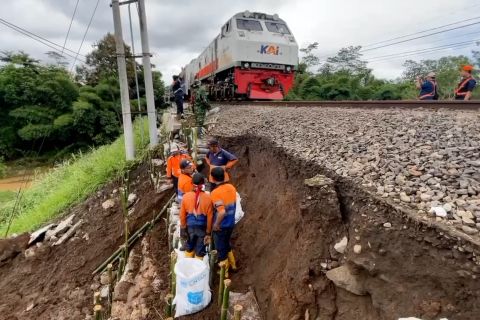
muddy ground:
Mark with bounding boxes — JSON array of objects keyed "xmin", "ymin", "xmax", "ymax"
[{"xmin": 0, "ymin": 163, "xmax": 172, "ymax": 320}]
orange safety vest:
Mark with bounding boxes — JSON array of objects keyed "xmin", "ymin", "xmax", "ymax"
[
  {"xmin": 418, "ymin": 80, "xmax": 437, "ymax": 100},
  {"xmin": 454, "ymin": 77, "xmax": 474, "ymax": 97}
]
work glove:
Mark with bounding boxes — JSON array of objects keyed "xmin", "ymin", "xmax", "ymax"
[{"xmin": 180, "ymin": 228, "xmax": 188, "ymax": 241}]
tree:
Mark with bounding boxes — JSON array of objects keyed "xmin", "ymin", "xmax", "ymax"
[
  {"xmin": 75, "ymin": 33, "xmax": 135, "ymax": 86},
  {"xmin": 299, "ymin": 42, "xmax": 320, "ymax": 71},
  {"xmin": 320, "ymin": 46, "xmax": 369, "ymax": 76}
]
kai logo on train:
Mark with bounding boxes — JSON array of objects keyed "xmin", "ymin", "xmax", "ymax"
[{"xmin": 259, "ymin": 44, "xmax": 280, "ymax": 55}]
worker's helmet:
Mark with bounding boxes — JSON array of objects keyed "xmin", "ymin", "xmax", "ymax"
[
  {"xmin": 192, "ymin": 173, "xmax": 205, "ymax": 186},
  {"xmin": 211, "ymin": 166, "xmax": 225, "ymax": 183},
  {"xmin": 463, "ymin": 65, "xmax": 474, "ymax": 73},
  {"xmin": 180, "ymin": 159, "xmax": 193, "ymax": 169}
]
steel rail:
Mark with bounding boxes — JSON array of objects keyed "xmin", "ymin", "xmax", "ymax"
[{"xmin": 211, "ymin": 100, "xmax": 480, "ymax": 110}]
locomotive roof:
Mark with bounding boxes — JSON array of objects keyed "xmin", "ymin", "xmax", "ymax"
[{"xmin": 232, "ymin": 11, "xmax": 286, "ymax": 23}]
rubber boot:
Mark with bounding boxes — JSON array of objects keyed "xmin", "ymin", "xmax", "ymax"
[
  {"xmin": 185, "ymin": 251, "xmax": 195, "ymax": 258},
  {"xmin": 227, "ymin": 251, "xmax": 237, "ymax": 272},
  {"xmin": 220, "ymin": 259, "xmax": 230, "ymax": 278}
]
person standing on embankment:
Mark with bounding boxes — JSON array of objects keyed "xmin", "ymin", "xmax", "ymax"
[
  {"xmin": 205, "ymin": 139, "xmax": 238, "ymax": 191},
  {"xmin": 454, "ymin": 65, "xmax": 477, "ymax": 101},
  {"xmin": 416, "ymin": 72, "xmax": 438, "ymax": 100},
  {"xmin": 177, "ymin": 159, "xmax": 195, "ymax": 204}
]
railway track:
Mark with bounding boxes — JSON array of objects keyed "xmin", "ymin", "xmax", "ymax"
[{"xmin": 212, "ymin": 100, "xmax": 480, "ymax": 110}]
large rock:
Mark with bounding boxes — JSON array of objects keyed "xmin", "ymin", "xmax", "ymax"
[
  {"xmin": 0, "ymin": 233, "xmax": 30, "ymax": 262},
  {"xmin": 326, "ymin": 265, "xmax": 366, "ymax": 295},
  {"xmin": 102, "ymin": 199, "xmax": 115, "ymax": 210},
  {"xmin": 334, "ymin": 236, "xmax": 348, "ymax": 254}
]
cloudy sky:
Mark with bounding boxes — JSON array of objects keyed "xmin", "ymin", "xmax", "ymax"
[{"xmin": 1, "ymin": 0, "xmax": 479, "ymax": 82}]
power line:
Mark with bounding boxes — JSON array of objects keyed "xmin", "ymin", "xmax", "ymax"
[
  {"xmin": 361, "ymin": 21, "xmax": 480, "ymax": 53},
  {"xmin": 70, "ymin": 0, "xmax": 101, "ymax": 72},
  {"xmin": 366, "ymin": 43, "xmax": 477, "ymax": 64},
  {"xmin": 365, "ymin": 39, "xmax": 480, "ymax": 61},
  {"xmin": 0, "ymin": 19, "xmax": 86, "ymax": 63},
  {"xmin": 62, "ymin": 0, "xmax": 81, "ymax": 54},
  {"xmin": 0, "ymin": 18, "xmax": 86, "ymax": 58},
  {"xmin": 363, "ymin": 16, "xmax": 480, "ymax": 48}
]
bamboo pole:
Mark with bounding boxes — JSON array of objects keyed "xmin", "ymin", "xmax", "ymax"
[
  {"xmin": 94, "ymin": 304, "xmax": 103, "ymax": 320},
  {"xmin": 93, "ymin": 291, "xmax": 101, "ymax": 305},
  {"xmin": 164, "ymin": 293, "xmax": 174, "ymax": 317},
  {"xmin": 107, "ymin": 264, "xmax": 113, "ymax": 305},
  {"xmin": 233, "ymin": 304, "xmax": 243, "ymax": 320},
  {"xmin": 117, "ymin": 257, "xmax": 125, "ymax": 281},
  {"xmin": 220, "ymin": 279, "xmax": 231, "ymax": 320},
  {"xmin": 209, "ymin": 250, "xmax": 218, "ymax": 288},
  {"xmin": 218, "ymin": 261, "xmax": 226, "ymax": 307},
  {"xmin": 170, "ymin": 251, "xmax": 177, "ymax": 297},
  {"xmin": 92, "ymin": 194, "xmax": 175, "ymax": 275}
]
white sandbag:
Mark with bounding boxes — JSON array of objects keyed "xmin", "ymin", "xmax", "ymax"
[
  {"xmin": 235, "ymin": 192, "xmax": 245, "ymax": 224},
  {"xmin": 173, "ymin": 257, "xmax": 211, "ymax": 317}
]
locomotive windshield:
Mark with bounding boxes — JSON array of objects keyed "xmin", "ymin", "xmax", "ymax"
[
  {"xmin": 265, "ymin": 22, "xmax": 291, "ymax": 34},
  {"xmin": 236, "ymin": 19, "xmax": 263, "ymax": 31}
]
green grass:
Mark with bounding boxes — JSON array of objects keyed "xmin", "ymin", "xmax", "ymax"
[
  {"xmin": 0, "ymin": 190, "xmax": 15, "ymax": 204},
  {"xmin": 0, "ymin": 119, "xmax": 150, "ymax": 237}
]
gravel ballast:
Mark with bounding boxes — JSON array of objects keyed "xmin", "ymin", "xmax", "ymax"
[{"xmin": 211, "ymin": 105, "xmax": 480, "ymax": 236}]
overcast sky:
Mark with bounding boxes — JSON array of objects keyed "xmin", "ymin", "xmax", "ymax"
[{"xmin": 1, "ymin": 0, "xmax": 479, "ymax": 83}]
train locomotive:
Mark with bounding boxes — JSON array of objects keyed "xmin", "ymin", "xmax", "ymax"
[{"xmin": 182, "ymin": 11, "xmax": 298, "ymax": 100}]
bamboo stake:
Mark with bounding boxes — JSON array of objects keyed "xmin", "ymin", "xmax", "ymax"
[
  {"xmin": 94, "ymin": 304, "xmax": 103, "ymax": 320},
  {"xmin": 107, "ymin": 264, "xmax": 113, "ymax": 305},
  {"xmin": 209, "ymin": 250, "xmax": 218, "ymax": 288},
  {"xmin": 117, "ymin": 257, "xmax": 125, "ymax": 281},
  {"xmin": 170, "ymin": 251, "xmax": 177, "ymax": 297},
  {"xmin": 93, "ymin": 291, "xmax": 101, "ymax": 305},
  {"xmin": 233, "ymin": 304, "xmax": 243, "ymax": 320},
  {"xmin": 218, "ymin": 261, "xmax": 226, "ymax": 307},
  {"xmin": 164, "ymin": 293, "xmax": 174, "ymax": 317},
  {"xmin": 220, "ymin": 279, "xmax": 231, "ymax": 320}
]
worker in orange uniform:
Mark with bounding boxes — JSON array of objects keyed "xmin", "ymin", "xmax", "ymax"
[
  {"xmin": 205, "ymin": 139, "xmax": 238, "ymax": 191},
  {"xmin": 210, "ymin": 167, "xmax": 238, "ymax": 277},
  {"xmin": 455, "ymin": 65, "xmax": 477, "ymax": 101},
  {"xmin": 177, "ymin": 159, "xmax": 194, "ymax": 203},
  {"xmin": 179, "ymin": 173, "xmax": 213, "ymax": 259},
  {"xmin": 166, "ymin": 144, "xmax": 193, "ymax": 196}
]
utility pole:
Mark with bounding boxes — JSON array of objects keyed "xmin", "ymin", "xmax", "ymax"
[
  {"xmin": 112, "ymin": 0, "xmax": 135, "ymax": 160},
  {"xmin": 137, "ymin": 0, "xmax": 158, "ymax": 147}
]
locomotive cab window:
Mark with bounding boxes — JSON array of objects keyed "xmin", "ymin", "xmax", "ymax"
[
  {"xmin": 236, "ymin": 19, "xmax": 263, "ymax": 31},
  {"xmin": 265, "ymin": 22, "xmax": 290, "ymax": 34},
  {"xmin": 222, "ymin": 21, "xmax": 231, "ymax": 36}
]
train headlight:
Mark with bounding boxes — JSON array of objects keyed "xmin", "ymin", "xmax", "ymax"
[
  {"xmin": 238, "ymin": 31, "xmax": 245, "ymax": 37},
  {"xmin": 286, "ymin": 66, "xmax": 292, "ymax": 72},
  {"xmin": 244, "ymin": 62, "xmax": 250, "ymax": 69}
]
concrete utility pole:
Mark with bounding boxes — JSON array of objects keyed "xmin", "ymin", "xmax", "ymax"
[
  {"xmin": 112, "ymin": 0, "xmax": 135, "ymax": 160},
  {"xmin": 137, "ymin": 0, "xmax": 159, "ymax": 147}
]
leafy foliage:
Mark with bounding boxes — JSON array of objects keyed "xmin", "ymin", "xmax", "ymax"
[
  {"xmin": 292, "ymin": 43, "xmax": 478, "ymax": 101},
  {"xmin": 0, "ymin": 33, "xmax": 167, "ymax": 160}
]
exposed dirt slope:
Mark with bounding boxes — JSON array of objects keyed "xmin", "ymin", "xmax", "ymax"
[
  {"xmin": 220, "ymin": 135, "xmax": 480, "ymax": 320},
  {"xmin": 0, "ymin": 164, "xmax": 172, "ymax": 320}
]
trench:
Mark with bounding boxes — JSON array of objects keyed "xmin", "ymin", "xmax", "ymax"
[{"xmin": 216, "ymin": 135, "xmax": 480, "ymax": 320}]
